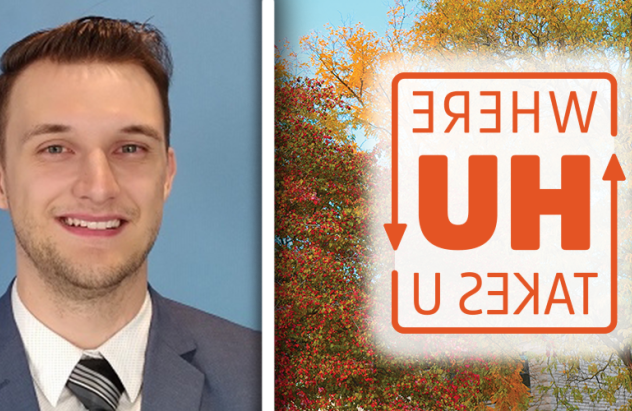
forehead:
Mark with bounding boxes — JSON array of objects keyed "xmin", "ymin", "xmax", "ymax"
[{"xmin": 5, "ymin": 60, "xmax": 164, "ymax": 143}]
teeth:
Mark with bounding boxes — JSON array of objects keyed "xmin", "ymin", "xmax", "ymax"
[
  {"xmin": 105, "ymin": 220, "xmax": 120, "ymax": 228},
  {"xmin": 63, "ymin": 217, "xmax": 121, "ymax": 230}
]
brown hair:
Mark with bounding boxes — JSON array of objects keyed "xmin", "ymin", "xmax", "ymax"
[{"xmin": 0, "ymin": 16, "xmax": 173, "ymax": 160}]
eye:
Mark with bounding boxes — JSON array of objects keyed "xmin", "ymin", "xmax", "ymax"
[
  {"xmin": 120, "ymin": 144, "xmax": 144, "ymax": 154},
  {"xmin": 45, "ymin": 145, "xmax": 66, "ymax": 154}
]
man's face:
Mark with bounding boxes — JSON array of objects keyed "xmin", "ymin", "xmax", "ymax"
[{"xmin": 0, "ymin": 61, "xmax": 176, "ymax": 298}]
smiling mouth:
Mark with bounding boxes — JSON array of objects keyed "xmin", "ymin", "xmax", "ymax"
[{"xmin": 60, "ymin": 217, "xmax": 125, "ymax": 231}]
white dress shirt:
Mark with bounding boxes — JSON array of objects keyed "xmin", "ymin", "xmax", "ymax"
[{"xmin": 11, "ymin": 282, "xmax": 152, "ymax": 411}]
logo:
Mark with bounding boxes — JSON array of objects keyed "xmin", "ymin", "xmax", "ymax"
[{"xmin": 384, "ymin": 73, "xmax": 623, "ymax": 334}]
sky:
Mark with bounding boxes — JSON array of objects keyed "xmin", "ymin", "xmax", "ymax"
[{"xmin": 275, "ymin": 0, "xmax": 391, "ymax": 61}]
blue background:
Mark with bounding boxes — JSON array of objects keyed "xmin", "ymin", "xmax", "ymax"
[{"xmin": 0, "ymin": 1, "xmax": 261, "ymax": 330}]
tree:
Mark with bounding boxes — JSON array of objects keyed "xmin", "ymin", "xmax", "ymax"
[
  {"xmin": 302, "ymin": 0, "xmax": 632, "ymax": 134},
  {"xmin": 300, "ymin": 0, "xmax": 632, "ymax": 408},
  {"xmin": 274, "ymin": 60, "xmax": 530, "ymax": 409}
]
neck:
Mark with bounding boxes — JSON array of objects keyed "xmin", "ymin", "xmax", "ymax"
[{"xmin": 16, "ymin": 264, "xmax": 148, "ymax": 350}]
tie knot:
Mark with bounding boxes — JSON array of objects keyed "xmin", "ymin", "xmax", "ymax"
[{"xmin": 67, "ymin": 357, "xmax": 125, "ymax": 411}]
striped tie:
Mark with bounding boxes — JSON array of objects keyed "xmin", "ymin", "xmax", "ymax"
[{"xmin": 67, "ymin": 357, "xmax": 125, "ymax": 411}]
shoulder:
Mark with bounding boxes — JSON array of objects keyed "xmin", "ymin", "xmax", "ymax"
[
  {"xmin": 154, "ymin": 293, "xmax": 261, "ymax": 356},
  {"xmin": 149, "ymin": 290, "xmax": 261, "ymax": 410}
]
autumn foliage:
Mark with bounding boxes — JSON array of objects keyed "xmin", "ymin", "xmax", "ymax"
[
  {"xmin": 290, "ymin": 0, "xmax": 632, "ymax": 408},
  {"xmin": 274, "ymin": 64, "xmax": 530, "ymax": 409},
  {"xmin": 275, "ymin": 72, "xmax": 378, "ymax": 408}
]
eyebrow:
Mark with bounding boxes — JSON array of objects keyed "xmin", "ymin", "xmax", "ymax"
[
  {"xmin": 21, "ymin": 123, "xmax": 164, "ymax": 144},
  {"xmin": 22, "ymin": 123, "xmax": 71, "ymax": 143},
  {"xmin": 120, "ymin": 124, "xmax": 164, "ymax": 142}
]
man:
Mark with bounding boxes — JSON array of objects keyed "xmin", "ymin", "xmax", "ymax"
[{"xmin": 0, "ymin": 16, "xmax": 260, "ymax": 411}]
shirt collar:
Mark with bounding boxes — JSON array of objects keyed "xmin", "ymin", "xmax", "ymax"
[{"xmin": 11, "ymin": 281, "xmax": 152, "ymax": 406}]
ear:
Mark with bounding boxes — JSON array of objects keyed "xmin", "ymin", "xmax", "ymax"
[
  {"xmin": 0, "ymin": 164, "xmax": 8, "ymax": 210},
  {"xmin": 163, "ymin": 147, "xmax": 176, "ymax": 200}
]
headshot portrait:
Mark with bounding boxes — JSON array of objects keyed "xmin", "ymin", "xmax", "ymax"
[{"xmin": 0, "ymin": 2, "xmax": 261, "ymax": 411}]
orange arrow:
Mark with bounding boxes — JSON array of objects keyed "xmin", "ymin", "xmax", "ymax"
[
  {"xmin": 603, "ymin": 153, "xmax": 625, "ymax": 331},
  {"xmin": 603, "ymin": 154, "xmax": 625, "ymax": 182},
  {"xmin": 384, "ymin": 78, "xmax": 407, "ymax": 250}
]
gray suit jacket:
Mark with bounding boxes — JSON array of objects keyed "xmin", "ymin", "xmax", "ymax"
[{"xmin": 0, "ymin": 284, "xmax": 261, "ymax": 410}]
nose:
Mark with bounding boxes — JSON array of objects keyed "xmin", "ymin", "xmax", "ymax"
[{"xmin": 72, "ymin": 149, "xmax": 121, "ymax": 203}]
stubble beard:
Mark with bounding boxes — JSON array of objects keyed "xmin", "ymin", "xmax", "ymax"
[{"xmin": 13, "ymin": 217, "xmax": 160, "ymax": 302}]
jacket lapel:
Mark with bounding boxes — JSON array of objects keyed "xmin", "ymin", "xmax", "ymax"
[
  {"xmin": 0, "ymin": 285, "xmax": 40, "ymax": 411},
  {"xmin": 141, "ymin": 289, "xmax": 205, "ymax": 411}
]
